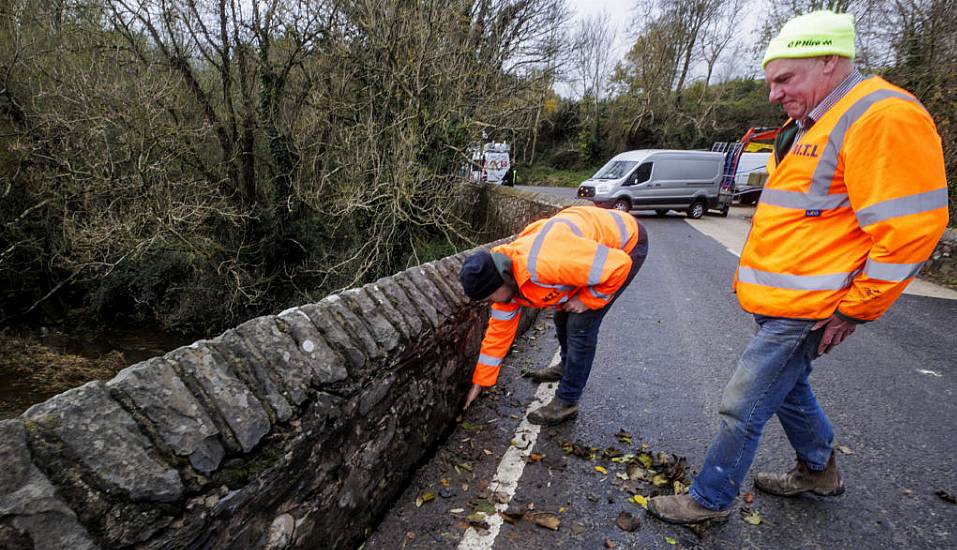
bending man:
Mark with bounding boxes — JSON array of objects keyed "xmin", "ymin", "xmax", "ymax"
[
  {"xmin": 649, "ymin": 10, "xmax": 949, "ymax": 524},
  {"xmin": 458, "ymin": 206, "xmax": 648, "ymax": 425}
]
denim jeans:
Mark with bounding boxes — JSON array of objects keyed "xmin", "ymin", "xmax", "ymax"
[
  {"xmin": 689, "ymin": 315, "xmax": 835, "ymax": 511},
  {"xmin": 554, "ymin": 224, "xmax": 648, "ymax": 405}
]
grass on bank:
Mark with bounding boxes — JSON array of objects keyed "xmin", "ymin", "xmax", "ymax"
[{"xmin": 518, "ymin": 164, "xmax": 599, "ymax": 188}]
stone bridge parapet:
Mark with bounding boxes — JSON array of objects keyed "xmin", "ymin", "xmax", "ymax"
[{"xmin": 0, "ymin": 184, "xmax": 581, "ymax": 550}]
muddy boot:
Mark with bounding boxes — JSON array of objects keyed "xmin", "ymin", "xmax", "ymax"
[
  {"xmin": 527, "ymin": 398, "xmax": 578, "ymax": 426},
  {"xmin": 527, "ymin": 360, "xmax": 565, "ymax": 383},
  {"xmin": 647, "ymin": 494, "xmax": 731, "ymax": 524},
  {"xmin": 754, "ymin": 453, "xmax": 845, "ymax": 497}
]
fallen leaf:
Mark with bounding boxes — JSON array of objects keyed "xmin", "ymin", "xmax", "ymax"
[
  {"xmin": 603, "ymin": 447, "xmax": 623, "ymax": 459},
  {"xmin": 587, "ymin": 494, "xmax": 599, "ymax": 502},
  {"xmin": 439, "ymin": 478, "xmax": 450, "ymax": 487},
  {"xmin": 630, "ymin": 494, "xmax": 648, "ymax": 509},
  {"xmin": 450, "ymin": 508, "xmax": 465, "ymax": 514},
  {"xmin": 457, "ymin": 462, "xmax": 473, "ymax": 472},
  {"xmin": 936, "ymin": 490, "xmax": 957, "ymax": 504},
  {"xmin": 664, "ymin": 536, "xmax": 677, "ymax": 545},
  {"xmin": 595, "ymin": 466, "xmax": 609, "ymax": 475},
  {"xmin": 461, "ymin": 421, "xmax": 478, "ymax": 431},
  {"xmin": 741, "ymin": 507, "xmax": 762, "ymax": 526},
  {"xmin": 836, "ymin": 444, "xmax": 854, "ymax": 455},
  {"xmin": 528, "ymin": 512, "xmax": 561, "ymax": 531},
  {"xmin": 528, "ymin": 452, "xmax": 544, "ymax": 462},
  {"xmin": 673, "ymin": 481, "xmax": 687, "ymax": 494},
  {"xmin": 571, "ymin": 521, "xmax": 586, "ymax": 535},
  {"xmin": 615, "ymin": 511, "xmax": 640, "ymax": 532},
  {"xmin": 559, "ymin": 506, "xmax": 566, "ymax": 513},
  {"xmin": 499, "ymin": 510, "xmax": 525, "ymax": 524},
  {"xmin": 611, "ymin": 454, "xmax": 634, "ymax": 464},
  {"xmin": 615, "ymin": 429, "xmax": 633, "ymax": 445},
  {"xmin": 490, "ymin": 491, "xmax": 510, "ymax": 504},
  {"xmin": 483, "ymin": 449, "xmax": 493, "ymax": 455},
  {"xmin": 743, "ymin": 492, "xmax": 754, "ymax": 504},
  {"xmin": 415, "ymin": 492, "xmax": 435, "ymax": 507},
  {"xmin": 616, "ymin": 473, "xmax": 629, "ymax": 480},
  {"xmin": 637, "ymin": 453, "xmax": 654, "ymax": 469},
  {"xmin": 468, "ymin": 518, "xmax": 490, "ymax": 530},
  {"xmin": 605, "ymin": 538, "xmax": 617, "ymax": 548},
  {"xmin": 651, "ymin": 474, "xmax": 670, "ymax": 487},
  {"xmin": 471, "ymin": 500, "xmax": 496, "ymax": 514}
]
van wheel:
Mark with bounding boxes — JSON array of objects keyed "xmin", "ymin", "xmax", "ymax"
[
  {"xmin": 655, "ymin": 209, "xmax": 669, "ymax": 216},
  {"xmin": 613, "ymin": 198, "xmax": 631, "ymax": 212},
  {"xmin": 687, "ymin": 200, "xmax": 706, "ymax": 219}
]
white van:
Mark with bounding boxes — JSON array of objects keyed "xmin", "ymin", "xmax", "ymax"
[
  {"xmin": 734, "ymin": 152, "xmax": 770, "ymax": 204},
  {"xmin": 577, "ymin": 150, "xmax": 728, "ymax": 218}
]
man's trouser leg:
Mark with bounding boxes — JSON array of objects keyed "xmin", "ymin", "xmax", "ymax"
[
  {"xmin": 688, "ymin": 315, "xmax": 832, "ymax": 511},
  {"xmin": 555, "ymin": 226, "xmax": 648, "ymax": 405}
]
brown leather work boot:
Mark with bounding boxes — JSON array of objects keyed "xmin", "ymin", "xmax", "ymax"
[
  {"xmin": 527, "ymin": 360, "xmax": 564, "ymax": 382},
  {"xmin": 754, "ymin": 453, "xmax": 845, "ymax": 497},
  {"xmin": 527, "ymin": 398, "xmax": 578, "ymax": 426},
  {"xmin": 647, "ymin": 494, "xmax": 731, "ymax": 524}
]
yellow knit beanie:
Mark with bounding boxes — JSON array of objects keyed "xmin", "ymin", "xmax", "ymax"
[{"xmin": 762, "ymin": 10, "xmax": 856, "ymax": 69}]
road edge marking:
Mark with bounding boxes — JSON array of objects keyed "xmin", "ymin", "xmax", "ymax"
[{"xmin": 457, "ymin": 351, "xmax": 560, "ymax": 550}]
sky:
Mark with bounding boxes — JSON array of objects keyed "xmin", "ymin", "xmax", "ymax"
[{"xmin": 559, "ymin": 0, "xmax": 769, "ymax": 97}]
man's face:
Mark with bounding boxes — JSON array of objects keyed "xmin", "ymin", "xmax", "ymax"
[
  {"xmin": 765, "ymin": 57, "xmax": 832, "ymax": 121},
  {"xmin": 488, "ymin": 285, "xmax": 514, "ymax": 303}
]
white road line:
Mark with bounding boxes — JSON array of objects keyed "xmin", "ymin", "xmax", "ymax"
[{"xmin": 457, "ymin": 351, "xmax": 560, "ymax": 550}]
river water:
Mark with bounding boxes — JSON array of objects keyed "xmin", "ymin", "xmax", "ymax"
[{"xmin": 0, "ymin": 326, "xmax": 199, "ymax": 419}]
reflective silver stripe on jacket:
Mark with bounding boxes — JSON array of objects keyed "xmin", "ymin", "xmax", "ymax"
[
  {"xmin": 856, "ymin": 188, "xmax": 949, "ymax": 227},
  {"xmin": 610, "ymin": 210, "xmax": 629, "ymax": 249},
  {"xmin": 490, "ymin": 308, "xmax": 519, "ymax": 321},
  {"xmin": 528, "ymin": 219, "xmax": 582, "ymax": 290},
  {"xmin": 737, "ymin": 267, "xmax": 860, "ymax": 291},
  {"xmin": 587, "ymin": 286, "xmax": 611, "ymax": 300},
  {"xmin": 478, "ymin": 354, "xmax": 502, "ymax": 367},
  {"xmin": 587, "ymin": 245, "xmax": 610, "ymax": 286},
  {"xmin": 863, "ymin": 258, "xmax": 924, "ymax": 282},
  {"xmin": 762, "ymin": 88, "xmax": 921, "ymax": 213}
]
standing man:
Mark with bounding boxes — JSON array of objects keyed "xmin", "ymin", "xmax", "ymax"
[
  {"xmin": 458, "ymin": 206, "xmax": 648, "ymax": 425},
  {"xmin": 649, "ymin": 10, "xmax": 948, "ymax": 523}
]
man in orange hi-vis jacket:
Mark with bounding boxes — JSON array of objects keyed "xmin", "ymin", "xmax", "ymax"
[
  {"xmin": 649, "ymin": 10, "xmax": 949, "ymax": 525},
  {"xmin": 458, "ymin": 206, "xmax": 649, "ymax": 425}
]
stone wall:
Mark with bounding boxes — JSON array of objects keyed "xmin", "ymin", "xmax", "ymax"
[
  {"xmin": 924, "ymin": 228, "xmax": 957, "ymax": 287},
  {"xmin": 0, "ymin": 185, "xmax": 578, "ymax": 550}
]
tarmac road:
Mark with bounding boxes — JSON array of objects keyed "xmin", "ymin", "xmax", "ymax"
[{"xmin": 365, "ymin": 186, "xmax": 957, "ymax": 549}]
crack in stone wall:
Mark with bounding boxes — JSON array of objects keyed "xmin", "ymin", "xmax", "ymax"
[{"xmin": 0, "ymin": 185, "xmax": 582, "ymax": 550}]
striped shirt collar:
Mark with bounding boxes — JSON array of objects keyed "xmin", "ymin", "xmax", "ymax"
[{"xmin": 797, "ymin": 69, "xmax": 865, "ymax": 130}]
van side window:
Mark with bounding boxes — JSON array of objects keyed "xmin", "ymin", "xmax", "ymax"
[{"xmin": 630, "ymin": 162, "xmax": 652, "ymax": 185}]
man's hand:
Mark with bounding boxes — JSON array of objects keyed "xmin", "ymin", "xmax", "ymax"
[
  {"xmin": 464, "ymin": 383, "xmax": 483, "ymax": 410},
  {"xmin": 562, "ymin": 296, "xmax": 588, "ymax": 314},
  {"xmin": 812, "ymin": 315, "xmax": 857, "ymax": 355}
]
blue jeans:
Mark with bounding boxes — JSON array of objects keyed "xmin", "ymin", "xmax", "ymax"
[
  {"xmin": 689, "ymin": 315, "xmax": 835, "ymax": 511},
  {"xmin": 554, "ymin": 225, "xmax": 648, "ymax": 405}
]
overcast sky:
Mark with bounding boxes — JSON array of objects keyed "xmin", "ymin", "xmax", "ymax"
[{"xmin": 558, "ymin": 0, "xmax": 769, "ymax": 97}]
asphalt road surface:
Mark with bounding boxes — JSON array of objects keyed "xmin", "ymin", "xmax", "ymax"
[{"xmin": 365, "ymin": 186, "xmax": 957, "ymax": 549}]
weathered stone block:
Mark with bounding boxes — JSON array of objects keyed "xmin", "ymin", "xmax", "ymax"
[
  {"xmin": 166, "ymin": 343, "xmax": 271, "ymax": 454},
  {"xmin": 300, "ymin": 301, "xmax": 367, "ymax": 372},
  {"xmin": 210, "ymin": 327, "xmax": 295, "ymax": 421},
  {"xmin": 0, "ymin": 420, "xmax": 96, "ymax": 550},
  {"xmin": 421, "ymin": 261, "xmax": 466, "ymax": 308},
  {"xmin": 393, "ymin": 273, "xmax": 439, "ymax": 329},
  {"xmin": 407, "ymin": 267, "xmax": 453, "ymax": 320},
  {"xmin": 373, "ymin": 278, "xmax": 424, "ymax": 338},
  {"xmin": 340, "ymin": 288, "xmax": 402, "ymax": 354},
  {"xmin": 274, "ymin": 308, "xmax": 349, "ymax": 387},
  {"xmin": 363, "ymin": 283, "xmax": 414, "ymax": 342},
  {"xmin": 321, "ymin": 294, "xmax": 384, "ymax": 362},
  {"xmin": 107, "ymin": 358, "xmax": 225, "ymax": 475},
  {"xmin": 23, "ymin": 381, "xmax": 183, "ymax": 503}
]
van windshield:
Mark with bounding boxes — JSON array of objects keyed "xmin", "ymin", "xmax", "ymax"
[{"xmin": 592, "ymin": 160, "xmax": 638, "ymax": 180}]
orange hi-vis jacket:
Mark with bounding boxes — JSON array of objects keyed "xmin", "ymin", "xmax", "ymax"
[
  {"xmin": 473, "ymin": 206, "xmax": 640, "ymax": 387},
  {"xmin": 736, "ymin": 76, "xmax": 949, "ymax": 322}
]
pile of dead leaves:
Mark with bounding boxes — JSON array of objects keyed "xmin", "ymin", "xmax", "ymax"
[{"xmin": 561, "ymin": 430, "xmax": 693, "ymax": 504}]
